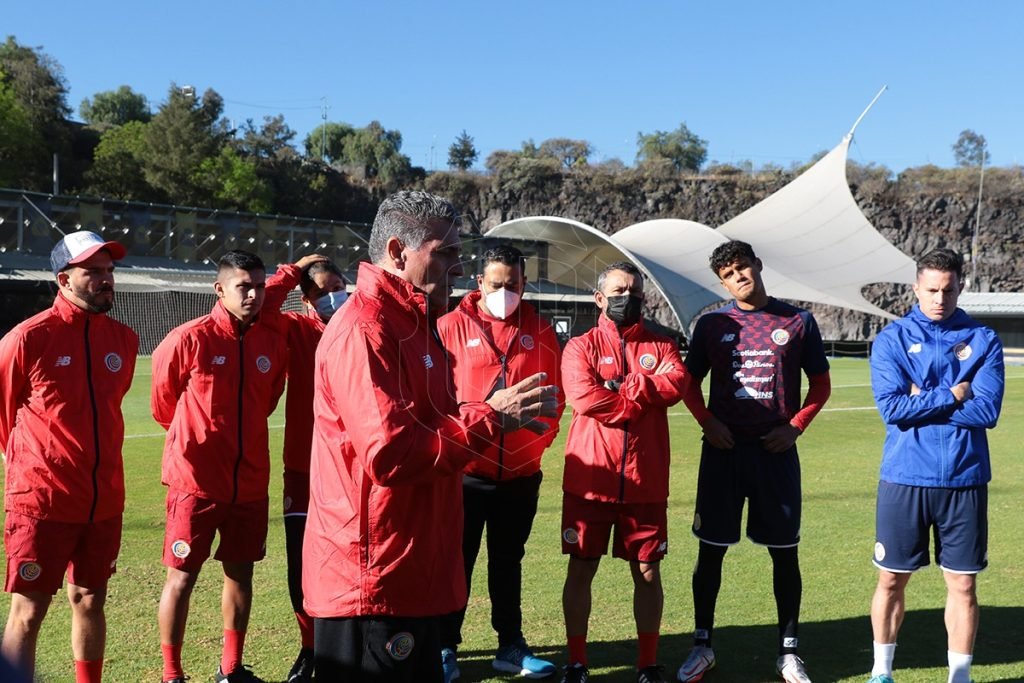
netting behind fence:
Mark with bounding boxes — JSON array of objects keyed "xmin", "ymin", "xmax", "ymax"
[{"xmin": 108, "ymin": 283, "xmax": 304, "ymax": 355}]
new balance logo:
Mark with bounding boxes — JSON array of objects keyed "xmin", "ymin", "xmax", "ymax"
[
  {"xmin": 600, "ymin": 356, "xmax": 614, "ymax": 365},
  {"xmin": 54, "ymin": 356, "xmax": 71, "ymax": 367},
  {"xmin": 720, "ymin": 333, "xmax": 736, "ymax": 342},
  {"xmin": 211, "ymin": 355, "xmax": 226, "ymax": 365},
  {"xmin": 423, "ymin": 354, "xmax": 434, "ymax": 369},
  {"xmin": 907, "ymin": 343, "xmax": 922, "ymax": 354},
  {"xmin": 466, "ymin": 338, "xmax": 481, "ymax": 348}
]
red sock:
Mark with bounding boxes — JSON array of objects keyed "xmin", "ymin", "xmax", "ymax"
[
  {"xmin": 295, "ymin": 610, "xmax": 315, "ymax": 649},
  {"xmin": 75, "ymin": 659, "xmax": 103, "ymax": 683},
  {"xmin": 637, "ymin": 631, "xmax": 660, "ymax": 669},
  {"xmin": 568, "ymin": 634, "xmax": 588, "ymax": 666},
  {"xmin": 221, "ymin": 629, "xmax": 246, "ymax": 675},
  {"xmin": 161, "ymin": 643, "xmax": 183, "ymax": 682}
]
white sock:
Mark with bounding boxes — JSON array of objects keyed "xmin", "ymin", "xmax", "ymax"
[
  {"xmin": 947, "ymin": 650, "xmax": 972, "ymax": 683},
  {"xmin": 871, "ymin": 641, "xmax": 896, "ymax": 677}
]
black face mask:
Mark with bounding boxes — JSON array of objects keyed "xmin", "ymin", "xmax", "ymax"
[{"xmin": 605, "ymin": 294, "xmax": 643, "ymax": 327}]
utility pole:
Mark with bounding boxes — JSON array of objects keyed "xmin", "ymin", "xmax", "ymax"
[{"xmin": 320, "ymin": 97, "xmax": 329, "ymax": 162}]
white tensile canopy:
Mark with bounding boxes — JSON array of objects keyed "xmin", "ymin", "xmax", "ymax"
[{"xmin": 486, "ymin": 135, "xmax": 916, "ymax": 335}]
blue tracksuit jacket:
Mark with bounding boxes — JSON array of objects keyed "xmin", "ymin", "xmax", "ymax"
[{"xmin": 870, "ymin": 305, "xmax": 1004, "ymax": 487}]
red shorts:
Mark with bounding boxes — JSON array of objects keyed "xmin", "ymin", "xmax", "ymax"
[
  {"xmin": 283, "ymin": 469, "xmax": 310, "ymax": 516},
  {"xmin": 4, "ymin": 512, "xmax": 122, "ymax": 595},
  {"xmin": 162, "ymin": 489, "xmax": 268, "ymax": 572},
  {"xmin": 561, "ymin": 493, "xmax": 668, "ymax": 562}
]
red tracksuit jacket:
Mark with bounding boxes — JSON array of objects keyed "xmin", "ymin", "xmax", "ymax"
[
  {"xmin": 263, "ymin": 264, "xmax": 325, "ymax": 474},
  {"xmin": 303, "ymin": 263, "xmax": 501, "ymax": 618},
  {"xmin": 562, "ymin": 315, "xmax": 688, "ymax": 504},
  {"xmin": 437, "ymin": 290, "xmax": 563, "ymax": 480},
  {"xmin": 0, "ymin": 293, "xmax": 138, "ymax": 522},
  {"xmin": 151, "ymin": 301, "xmax": 287, "ymax": 504}
]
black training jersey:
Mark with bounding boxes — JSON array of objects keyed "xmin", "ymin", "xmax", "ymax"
[{"xmin": 685, "ymin": 298, "xmax": 829, "ymax": 436}]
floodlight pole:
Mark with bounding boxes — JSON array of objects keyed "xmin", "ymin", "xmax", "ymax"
[{"xmin": 847, "ymin": 85, "xmax": 888, "ymax": 140}]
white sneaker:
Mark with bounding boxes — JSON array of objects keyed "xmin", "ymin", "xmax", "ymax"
[
  {"xmin": 777, "ymin": 654, "xmax": 812, "ymax": 683},
  {"xmin": 676, "ymin": 646, "xmax": 715, "ymax": 682}
]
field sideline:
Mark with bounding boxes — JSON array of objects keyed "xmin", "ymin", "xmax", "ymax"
[{"xmin": 2, "ymin": 358, "xmax": 1023, "ymax": 682}]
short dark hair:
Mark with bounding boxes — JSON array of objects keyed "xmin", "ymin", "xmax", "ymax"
[
  {"xmin": 481, "ymin": 244, "xmax": 526, "ymax": 275},
  {"xmin": 916, "ymin": 248, "xmax": 964, "ymax": 280},
  {"xmin": 596, "ymin": 261, "xmax": 642, "ymax": 292},
  {"xmin": 709, "ymin": 240, "xmax": 757, "ymax": 275},
  {"xmin": 368, "ymin": 190, "xmax": 461, "ymax": 264},
  {"xmin": 218, "ymin": 250, "xmax": 265, "ymax": 273},
  {"xmin": 299, "ymin": 260, "xmax": 345, "ymax": 297}
]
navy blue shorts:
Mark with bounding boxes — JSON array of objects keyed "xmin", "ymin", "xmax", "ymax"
[
  {"xmin": 873, "ymin": 481, "xmax": 988, "ymax": 573},
  {"xmin": 691, "ymin": 439, "xmax": 801, "ymax": 547}
]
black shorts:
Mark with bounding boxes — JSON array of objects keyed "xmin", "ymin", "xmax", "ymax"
[
  {"xmin": 691, "ymin": 439, "xmax": 801, "ymax": 547},
  {"xmin": 314, "ymin": 615, "xmax": 442, "ymax": 682},
  {"xmin": 873, "ymin": 481, "xmax": 988, "ymax": 573}
]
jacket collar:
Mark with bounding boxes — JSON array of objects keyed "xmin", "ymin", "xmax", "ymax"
[
  {"xmin": 597, "ymin": 311, "xmax": 643, "ymax": 340},
  {"xmin": 210, "ymin": 299, "xmax": 260, "ymax": 337},
  {"xmin": 355, "ymin": 261, "xmax": 431, "ymax": 320},
  {"xmin": 909, "ymin": 304, "xmax": 969, "ymax": 329},
  {"xmin": 53, "ymin": 291, "xmax": 104, "ymax": 325},
  {"xmin": 456, "ymin": 289, "xmax": 536, "ymax": 325}
]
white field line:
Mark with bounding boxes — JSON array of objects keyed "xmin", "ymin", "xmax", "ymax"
[{"xmin": 124, "ymin": 376, "xmax": 1024, "ymax": 438}]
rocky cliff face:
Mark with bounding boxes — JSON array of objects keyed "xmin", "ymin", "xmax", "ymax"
[{"xmin": 424, "ymin": 165, "xmax": 1024, "ymax": 340}]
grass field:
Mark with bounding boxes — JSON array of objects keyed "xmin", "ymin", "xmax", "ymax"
[{"xmin": 2, "ymin": 358, "xmax": 1023, "ymax": 682}]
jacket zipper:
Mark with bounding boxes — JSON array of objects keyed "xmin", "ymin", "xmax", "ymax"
[
  {"xmin": 496, "ymin": 354, "xmax": 507, "ymax": 480},
  {"xmin": 618, "ymin": 335, "xmax": 629, "ymax": 503},
  {"xmin": 84, "ymin": 318, "xmax": 101, "ymax": 522},
  {"xmin": 232, "ymin": 333, "xmax": 245, "ymax": 504},
  {"xmin": 466, "ymin": 310, "xmax": 515, "ymax": 480}
]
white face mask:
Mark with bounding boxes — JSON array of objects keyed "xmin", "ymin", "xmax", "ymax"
[
  {"xmin": 314, "ymin": 290, "xmax": 348, "ymax": 319},
  {"xmin": 484, "ymin": 287, "xmax": 520, "ymax": 320}
]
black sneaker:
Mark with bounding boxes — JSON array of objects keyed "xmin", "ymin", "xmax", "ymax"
[
  {"xmin": 215, "ymin": 665, "xmax": 265, "ymax": 683},
  {"xmin": 561, "ymin": 663, "xmax": 589, "ymax": 683},
  {"xmin": 637, "ymin": 664, "xmax": 666, "ymax": 683},
  {"xmin": 287, "ymin": 648, "xmax": 314, "ymax": 683},
  {"xmin": 162, "ymin": 678, "xmax": 188, "ymax": 683}
]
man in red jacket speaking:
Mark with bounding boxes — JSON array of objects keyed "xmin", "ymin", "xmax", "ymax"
[
  {"xmin": 0, "ymin": 231, "xmax": 138, "ymax": 683},
  {"xmin": 437, "ymin": 244, "xmax": 564, "ymax": 681},
  {"xmin": 152, "ymin": 250, "xmax": 287, "ymax": 683},
  {"xmin": 559, "ymin": 261, "xmax": 688, "ymax": 683},
  {"xmin": 303, "ymin": 191, "xmax": 560, "ymax": 682}
]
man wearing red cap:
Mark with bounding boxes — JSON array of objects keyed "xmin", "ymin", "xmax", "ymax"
[{"xmin": 0, "ymin": 231, "xmax": 138, "ymax": 683}]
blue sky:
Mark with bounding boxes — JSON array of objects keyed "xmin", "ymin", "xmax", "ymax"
[{"xmin": 6, "ymin": 1, "xmax": 1022, "ymax": 171}]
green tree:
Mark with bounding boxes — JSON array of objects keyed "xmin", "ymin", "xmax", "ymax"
[
  {"xmin": 303, "ymin": 121, "xmax": 354, "ymax": 163},
  {"xmin": 0, "ymin": 72, "xmax": 42, "ymax": 187},
  {"xmin": 538, "ymin": 137, "xmax": 592, "ymax": 169},
  {"xmin": 343, "ymin": 121, "xmax": 412, "ymax": 183},
  {"xmin": 952, "ymin": 129, "xmax": 990, "ymax": 168},
  {"xmin": 139, "ymin": 84, "xmax": 228, "ymax": 204},
  {"xmin": 447, "ymin": 129, "xmax": 478, "ymax": 171},
  {"xmin": 0, "ymin": 36, "xmax": 72, "ymax": 189},
  {"xmin": 236, "ymin": 114, "xmax": 298, "ymax": 161},
  {"xmin": 635, "ymin": 122, "xmax": 708, "ymax": 173},
  {"xmin": 193, "ymin": 147, "xmax": 272, "ymax": 213},
  {"xmin": 80, "ymin": 85, "xmax": 151, "ymax": 127},
  {"xmin": 84, "ymin": 120, "xmax": 159, "ymax": 200}
]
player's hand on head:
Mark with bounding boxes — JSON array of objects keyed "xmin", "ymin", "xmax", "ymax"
[
  {"xmin": 295, "ymin": 254, "xmax": 329, "ymax": 270},
  {"xmin": 486, "ymin": 372, "xmax": 560, "ymax": 433}
]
